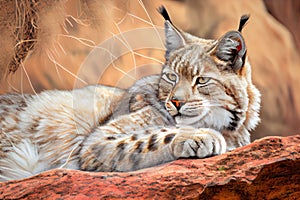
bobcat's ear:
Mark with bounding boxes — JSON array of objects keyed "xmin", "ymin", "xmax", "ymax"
[
  {"xmin": 215, "ymin": 31, "xmax": 247, "ymax": 72},
  {"xmin": 158, "ymin": 6, "xmax": 185, "ymax": 59},
  {"xmin": 215, "ymin": 15, "xmax": 249, "ymax": 72}
]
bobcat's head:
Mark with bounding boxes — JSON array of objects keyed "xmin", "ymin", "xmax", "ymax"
[{"xmin": 158, "ymin": 6, "xmax": 260, "ymax": 132}]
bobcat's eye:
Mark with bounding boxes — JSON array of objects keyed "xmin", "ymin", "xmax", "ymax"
[
  {"xmin": 162, "ymin": 72, "xmax": 178, "ymax": 84},
  {"xmin": 195, "ymin": 77, "xmax": 210, "ymax": 85}
]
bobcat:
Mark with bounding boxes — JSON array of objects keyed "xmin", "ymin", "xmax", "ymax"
[{"xmin": 0, "ymin": 7, "xmax": 260, "ymax": 181}]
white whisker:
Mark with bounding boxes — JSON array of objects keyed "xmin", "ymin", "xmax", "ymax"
[{"xmin": 198, "ymin": 104, "xmax": 223, "ymax": 107}]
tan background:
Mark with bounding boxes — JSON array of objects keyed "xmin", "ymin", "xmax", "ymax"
[{"xmin": 0, "ymin": 0, "xmax": 299, "ymax": 140}]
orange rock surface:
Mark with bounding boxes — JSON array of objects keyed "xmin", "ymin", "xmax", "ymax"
[{"xmin": 1, "ymin": 135, "xmax": 299, "ymax": 199}]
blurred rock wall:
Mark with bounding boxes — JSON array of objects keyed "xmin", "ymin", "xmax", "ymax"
[{"xmin": 0, "ymin": 0, "xmax": 299, "ymax": 139}]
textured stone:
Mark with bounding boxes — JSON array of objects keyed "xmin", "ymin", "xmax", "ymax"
[{"xmin": 1, "ymin": 135, "xmax": 299, "ymax": 199}]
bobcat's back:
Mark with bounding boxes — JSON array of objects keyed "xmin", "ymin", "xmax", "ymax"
[
  {"xmin": 0, "ymin": 7, "xmax": 261, "ymax": 182},
  {"xmin": 0, "ymin": 85, "xmax": 124, "ymax": 181}
]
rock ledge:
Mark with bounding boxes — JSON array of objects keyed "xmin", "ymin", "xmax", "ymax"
[{"xmin": 1, "ymin": 135, "xmax": 299, "ymax": 199}]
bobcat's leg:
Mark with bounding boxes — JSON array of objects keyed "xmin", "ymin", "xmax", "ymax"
[{"xmin": 79, "ymin": 107, "xmax": 226, "ymax": 172}]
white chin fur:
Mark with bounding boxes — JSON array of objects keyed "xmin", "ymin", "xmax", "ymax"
[
  {"xmin": 175, "ymin": 113, "xmax": 205, "ymax": 125},
  {"xmin": 175, "ymin": 108, "xmax": 232, "ymax": 131}
]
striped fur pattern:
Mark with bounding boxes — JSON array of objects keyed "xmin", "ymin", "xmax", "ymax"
[{"xmin": 0, "ymin": 7, "xmax": 260, "ymax": 181}]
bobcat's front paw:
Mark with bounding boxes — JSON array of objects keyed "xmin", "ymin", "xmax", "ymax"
[{"xmin": 171, "ymin": 128, "xmax": 226, "ymax": 158}]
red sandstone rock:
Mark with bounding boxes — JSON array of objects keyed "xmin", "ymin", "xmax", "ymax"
[{"xmin": 0, "ymin": 135, "xmax": 299, "ymax": 199}]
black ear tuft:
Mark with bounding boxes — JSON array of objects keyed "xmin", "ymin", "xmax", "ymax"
[
  {"xmin": 157, "ymin": 6, "xmax": 172, "ymax": 24},
  {"xmin": 238, "ymin": 15, "xmax": 250, "ymax": 32},
  {"xmin": 158, "ymin": 5, "xmax": 185, "ymax": 60},
  {"xmin": 215, "ymin": 15, "xmax": 250, "ymax": 72}
]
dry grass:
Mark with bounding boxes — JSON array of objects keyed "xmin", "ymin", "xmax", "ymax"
[{"xmin": 8, "ymin": 0, "xmax": 39, "ymax": 74}]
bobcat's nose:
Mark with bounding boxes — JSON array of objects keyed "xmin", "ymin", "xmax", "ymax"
[{"xmin": 171, "ymin": 97, "xmax": 185, "ymax": 110}]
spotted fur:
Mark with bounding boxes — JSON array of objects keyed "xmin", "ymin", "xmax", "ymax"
[{"xmin": 0, "ymin": 7, "xmax": 260, "ymax": 181}]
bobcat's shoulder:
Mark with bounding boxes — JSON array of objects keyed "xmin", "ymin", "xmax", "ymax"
[{"xmin": 0, "ymin": 7, "xmax": 260, "ymax": 181}]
